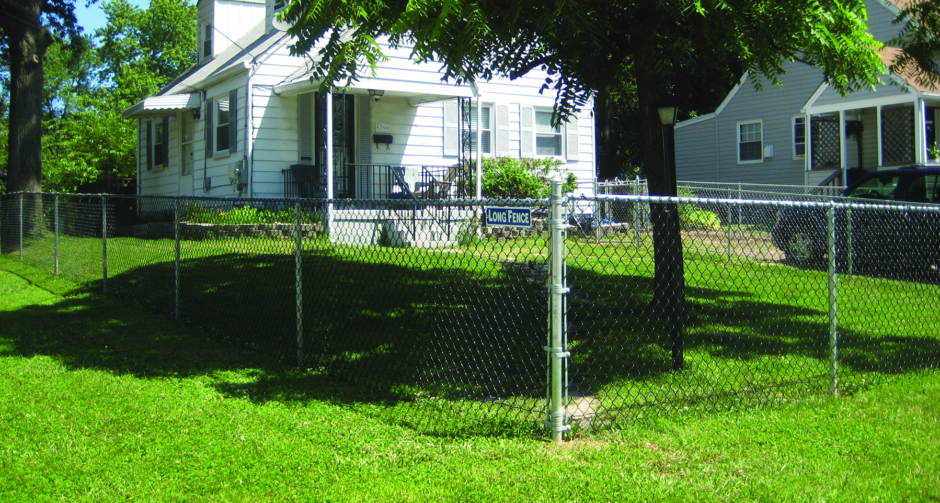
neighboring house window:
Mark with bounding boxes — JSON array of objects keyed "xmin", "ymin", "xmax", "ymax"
[
  {"xmin": 738, "ymin": 120, "xmax": 762, "ymax": 163},
  {"xmin": 470, "ymin": 106, "xmax": 492, "ymax": 154},
  {"xmin": 181, "ymin": 113, "xmax": 193, "ymax": 175},
  {"xmin": 535, "ymin": 109, "xmax": 563, "ymax": 157},
  {"xmin": 793, "ymin": 117, "xmax": 806, "ymax": 158},
  {"xmin": 203, "ymin": 24, "xmax": 212, "ymax": 58},
  {"xmin": 216, "ymin": 96, "xmax": 231, "ymax": 152},
  {"xmin": 274, "ymin": 0, "xmax": 286, "ymax": 11}
]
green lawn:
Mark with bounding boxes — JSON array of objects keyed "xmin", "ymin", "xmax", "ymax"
[
  {"xmin": 1, "ymin": 263, "xmax": 938, "ymax": 501},
  {"xmin": 6, "ymin": 225, "xmax": 940, "ymax": 434}
]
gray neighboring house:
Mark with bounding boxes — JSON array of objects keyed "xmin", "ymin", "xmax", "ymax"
[{"xmin": 675, "ymin": 0, "xmax": 940, "ymax": 188}]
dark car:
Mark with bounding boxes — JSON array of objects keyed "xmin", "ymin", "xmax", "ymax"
[{"xmin": 771, "ymin": 167, "xmax": 940, "ymax": 275}]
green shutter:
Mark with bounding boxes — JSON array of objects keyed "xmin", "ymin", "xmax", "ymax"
[
  {"xmin": 206, "ymin": 97, "xmax": 214, "ymax": 156},
  {"xmin": 146, "ymin": 120, "xmax": 153, "ymax": 171},
  {"xmin": 229, "ymin": 89, "xmax": 238, "ymax": 153}
]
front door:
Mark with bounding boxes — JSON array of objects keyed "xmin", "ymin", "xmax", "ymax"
[{"xmin": 316, "ymin": 92, "xmax": 356, "ymax": 198}]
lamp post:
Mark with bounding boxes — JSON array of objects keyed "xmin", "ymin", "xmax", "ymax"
[{"xmin": 657, "ymin": 104, "xmax": 684, "ymax": 371}]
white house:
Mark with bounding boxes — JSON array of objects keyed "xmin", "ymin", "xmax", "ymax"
[
  {"xmin": 123, "ymin": 0, "xmax": 596, "ymax": 204},
  {"xmin": 675, "ymin": 0, "xmax": 940, "ymax": 188}
]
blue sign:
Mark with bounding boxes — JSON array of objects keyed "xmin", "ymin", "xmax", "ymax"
[{"xmin": 485, "ymin": 207, "xmax": 532, "ymax": 228}]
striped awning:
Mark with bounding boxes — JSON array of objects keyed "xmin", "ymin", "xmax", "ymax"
[{"xmin": 122, "ymin": 93, "xmax": 200, "ymax": 119}]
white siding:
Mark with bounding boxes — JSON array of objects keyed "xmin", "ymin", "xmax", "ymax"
[{"xmin": 213, "ymin": 0, "xmax": 265, "ymax": 56}]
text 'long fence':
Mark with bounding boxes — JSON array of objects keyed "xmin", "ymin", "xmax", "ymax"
[{"xmin": 1, "ymin": 187, "xmax": 938, "ymax": 439}]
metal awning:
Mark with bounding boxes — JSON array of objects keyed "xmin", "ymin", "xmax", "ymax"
[{"xmin": 122, "ymin": 93, "xmax": 201, "ymax": 119}]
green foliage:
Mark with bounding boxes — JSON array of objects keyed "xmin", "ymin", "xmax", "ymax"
[
  {"xmin": 2, "ymin": 0, "xmax": 198, "ymax": 193},
  {"xmin": 677, "ymin": 188, "xmax": 721, "ymax": 231},
  {"xmin": 471, "ymin": 157, "xmax": 578, "ymax": 199},
  {"xmin": 184, "ymin": 205, "xmax": 317, "ymax": 225}
]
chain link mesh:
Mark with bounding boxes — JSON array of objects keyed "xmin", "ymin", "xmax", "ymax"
[{"xmin": 1, "ymin": 191, "xmax": 937, "ymax": 436}]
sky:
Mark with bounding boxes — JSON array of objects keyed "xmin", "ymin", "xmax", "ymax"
[{"xmin": 73, "ymin": 0, "xmax": 150, "ymax": 35}]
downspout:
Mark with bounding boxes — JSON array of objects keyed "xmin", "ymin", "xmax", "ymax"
[{"xmin": 246, "ymin": 60, "xmax": 257, "ymax": 198}]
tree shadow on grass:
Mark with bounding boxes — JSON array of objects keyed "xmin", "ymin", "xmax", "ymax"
[{"xmin": 3, "ymin": 246, "xmax": 939, "ymax": 435}]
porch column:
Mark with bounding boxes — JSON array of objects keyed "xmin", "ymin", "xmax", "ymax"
[
  {"xmin": 326, "ymin": 88, "xmax": 334, "ymax": 241},
  {"xmin": 877, "ymin": 105, "xmax": 883, "ymax": 168},
  {"xmin": 839, "ymin": 110, "xmax": 847, "ymax": 185},
  {"xmin": 476, "ymin": 95, "xmax": 483, "ymax": 199},
  {"xmin": 915, "ymin": 98, "xmax": 927, "ymax": 164}
]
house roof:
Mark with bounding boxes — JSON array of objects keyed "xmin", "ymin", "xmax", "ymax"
[
  {"xmin": 160, "ymin": 21, "xmax": 288, "ymax": 96},
  {"xmin": 878, "ymin": 46, "xmax": 940, "ymax": 94}
]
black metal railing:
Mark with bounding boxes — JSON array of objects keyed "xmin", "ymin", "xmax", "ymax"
[{"xmin": 284, "ymin": 163, "xmax": 472, "ymax": 201}]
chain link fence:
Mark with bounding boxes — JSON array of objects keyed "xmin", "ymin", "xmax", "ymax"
[{"xmin": 1, "ymin": 189, "xmax": 938, "ymax": 439}]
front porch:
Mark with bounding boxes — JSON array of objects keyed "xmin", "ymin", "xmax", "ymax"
[{"xmin": 805, "ymin": 95, "xmax": 940, "ymax": 187}]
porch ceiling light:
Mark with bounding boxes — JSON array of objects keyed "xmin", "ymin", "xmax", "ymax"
[
  {"xmin": 368, "ymin": 89, "xmax": 385, "ymax": 97},
  {"xmin": 658, "ymin": 106, "xmax": 678, "ymax": 126}
]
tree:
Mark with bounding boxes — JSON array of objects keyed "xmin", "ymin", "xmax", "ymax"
[
  {"xmin": 281, "ymin": 0, "xmax": 885, "ymax": 369},
  {"xmin": 0, "ymin": 0, "xmax": 81, "ymax": 193},
  {"xmin": 889, "ymin": 0, "xmax": 940, "ymax": 89}
]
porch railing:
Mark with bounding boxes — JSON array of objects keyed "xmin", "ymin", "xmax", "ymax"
[{"xmin": 284, "ymin": 163, "xmax": 472, "ymax": 201}]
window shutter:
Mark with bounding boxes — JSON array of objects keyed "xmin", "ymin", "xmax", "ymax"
[
  {"xmin": 298, "ymin": 93, "xmax": 315, "ymax": 162},
  {"xmin": 443, "ymin": 99, "xmax": 459, "ymax": 156},
  {"xmin": 495, "ymin": 104, "xmax": 510, "ymax": 157},
  {"xmin": 146, "ymin": 120, "xmax": 153, "ymax": 171},
  {"xmin": 356, "ymin": 94, "xmax": 373, "ymax": 198},
  {"xmin": 565, "ymin": 115, "xmax": 579, "ymax": 162},
  {"xmin": 162, "ymin": 117, "xmax": 170, "ymax": 165},
  {"xmin": 520, "ymin": 105, "xmax": 534, "ymax": 157},
  {"xmin": 206, "ymin": 97, "xmax": 214, "ymax": 157},
  {"xmin": 229, "ymin": 89, "xmax": 238, "ymax": 153}
]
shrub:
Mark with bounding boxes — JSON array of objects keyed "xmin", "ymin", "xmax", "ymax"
[
  {"xmin": 184, "ymin": 205, "xmax": 316, "ymax": 225},
  {"xmin": 469, "ymin": 157, "xmax": 578, "ymax": 199},
  {"xmin": 677, "ymin": 188, "xmax": 721, "ymax": 231}
]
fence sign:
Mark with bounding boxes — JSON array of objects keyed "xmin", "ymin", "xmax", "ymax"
[{"xmin": 485, "ymin": 207, "xmax": 532, "ymax": 228}]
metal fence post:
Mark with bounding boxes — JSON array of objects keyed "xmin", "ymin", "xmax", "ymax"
[
  {"xmin": 726, "ymin": 189, "xmax": 733, "ymax": 261},
  {"xmin": 827, "ymin": 203, "xmax": 839, "ymax": 394},
  {"xmin": 846, "ymin": 206, "xmax": 853, "ymax": 275},
  {"xmin": 546, "ymin": 174, "xmax": 570, "ymax": 444},
  {"xmin": 295, "ymin": 200, "xmax": 304, "ymax": 368},
  {"xmin": 736, "ymin": 182, "xmax": 743, "ymax": 228},
  {"xmin": 54, "ymin": 194, "xmax": 59, "ymax": 274},
  {"xmin": 18, "ymin": 193, "xmax": 23, "ymax": 261},
  {"xmin": 174, "ymin": 198, "xmax": 181, "ymax": 320},
  {"xmin": 102, "ymin": 194, "xmax": 108, "ymax": 294}
]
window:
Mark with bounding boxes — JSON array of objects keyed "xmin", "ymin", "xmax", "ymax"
[
  {"xmin": 738, "ymin": 120, "xmax": 762, "ymax": 163},
  {"xmin": 535, "ymin": 109, "xmax": 562, "ymax": 157},
  {"xmin": 181, "ymin": 113, "xmax": 193, "ymax": 175},
  {"xmin": 216, "ymin": 96, "xmax": 231, "ymax": 152},
  {"xmin": 145, "ymin": 117, "xmax": 168, "ymax": 171},
  {"xmin": 203, "ymin": 24, "xmax": 212, "ymax": 58},
  {"xmin": 274, "ymin": 0, "xmax": 286, "ymax": 11},
  {"xmin": 470, "ymin": 106, "xmax": 492, "ymax": 154},
  {"xmin": 793, "ymin": 117, "xmax": 806, "ymax": 158}
]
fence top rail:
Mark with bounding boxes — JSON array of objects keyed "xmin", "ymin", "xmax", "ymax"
[
  {"xmin": 0, "ymin": 191, "xmax": 550, "ymax": 208},
  {"xmin": 598, "ymin": 179, "xmax": 846, "ymax": 191},
  {"xmin": 590, "ymin": 193, "xmax": 940, "ymax": 213}
]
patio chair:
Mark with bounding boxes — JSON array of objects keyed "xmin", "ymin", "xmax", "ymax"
[{"xmin": 389, "ymin": 166, "xmax": 416, "ymax": 199}]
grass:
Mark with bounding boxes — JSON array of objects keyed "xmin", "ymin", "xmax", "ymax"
[
  {"xmin": 1, "ymin": 263, "xmax": 939, "ymax": 501},
  {"xmin": 4, "ymin": 222, "xmax": 940, "ymax": 433}
]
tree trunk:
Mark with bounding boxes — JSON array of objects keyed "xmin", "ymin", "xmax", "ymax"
[
  {"xmin": 595, "ymin": 84, "xmax": 618, "ymax": 181},
  {"xmin": 635, "ymin": 62, "xmax": 687, "ymax": 371},
  {"xmin": 0, "ymin": 0, "xmax": 54, "ymax": 253}
]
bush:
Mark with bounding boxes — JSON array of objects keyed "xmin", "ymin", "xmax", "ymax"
[
  {"xmin": 677, "ymin": 188, "xmax": 721, "ymax": 231},
  {"xmin": 469, "ymin": 157, "xmax": 578, "ymax": 199},
  {"xmin": 184, "ymin": 205, "xmax": 316, "ymax": 225}
]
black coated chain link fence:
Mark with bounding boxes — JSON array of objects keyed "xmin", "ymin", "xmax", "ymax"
[{"xmin": 2, "ymin": 191, "xmax": 938, "ymax": 438}]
